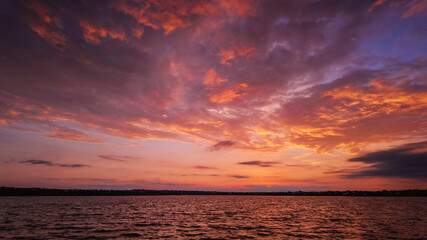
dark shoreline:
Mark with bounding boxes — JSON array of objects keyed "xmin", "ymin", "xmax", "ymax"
[{"xmin": 1, "ymin": 187, "xmax": 426, "ymax": 196}]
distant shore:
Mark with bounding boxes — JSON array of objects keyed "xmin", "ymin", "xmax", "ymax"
[{"xmin": 1, "ymin": 187, "xmax": 426, "ymax": 196}]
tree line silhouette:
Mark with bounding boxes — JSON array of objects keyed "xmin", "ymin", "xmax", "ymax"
[{"xmin": 1, "ymin": 187, "xmax": 426, "ymax": 196}]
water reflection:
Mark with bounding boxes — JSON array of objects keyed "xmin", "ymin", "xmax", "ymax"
[{"xmin": 0, "ymin": 196, "xmax": 426, "ymax": 239}]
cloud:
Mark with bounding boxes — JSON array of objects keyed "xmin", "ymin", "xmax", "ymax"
[
  {"xmin": 238, "ymin": 160, "xmax": 280, "ymax": 167},
  {"xmin": 79, "ymin": 20, "xmax": 126, "ymax": 44},
  {"xmin": 182, "ymin": 173, "xmax": 220, "ymax": 177},
  {"xmin": 114, "ymin": 0, "xmax": 255, "ymax": 35},
  {"xmin": 203, "ymin": 68, "xmax": 228, "ymax": 88},
  {"xmin": 115, "ymin": 0, "xmax": 191, "ymax": 35},
  {"xmin": 207, "ymin": 83, "xmax": 249, "ymax": 104},
  {"xmin": 98, "ymin": 154, "xmax": 140, "ymax": 162},
  {"xmin": 229, "ymin": 175, "xmax": 249, "ymax": 179},
  {"xmin": 286, "ymin": 164, "xmax": 314, "ymax": 168},
  {"xmin": 402, "ymin": 0, "xmax": 427, "ymax": 18},
  {"xmin": 218, "ymin": 45, "xmax": 254, "ymax": 66},
  {"xmin": 323, "ymin": 166, "xmax": 366, "ymax": 175},
  {"xmin": 192, "ymin": 165, "xmax": 218, "ymax": 169},
  {"xmin": 343, "ymin": 141, "xmax": 427, "ymax": 179},
  {"xmin": 25, "ymin": 0, "xmax": 66, "ymax": 47},
  {"xmin": 209, "ymin": 141, "xmax": 235, "ymax": 151},
  {"xmin": 19, "ymin": 159, "xmax": 90, "ymax": 168},
  {"xmin": 47, "ymin": 127, "xmax": 104, "ymax": 143},
  {"xmin": 216, "ymin": 0, "xmax": 255, "ymax": 17},
  {"xmin": 368, "ymin": 0, "xmax": 388, "ymax": 12},
  {"xmin": 278, "ymin": 74, "xmax": 427, "ymax": 152},
  {"xmin": 0, "ymin": 0, "xmax": 425, "ymax": 155}
]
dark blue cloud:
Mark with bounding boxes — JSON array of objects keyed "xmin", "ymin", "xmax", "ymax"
[{"xmin": 344, "ymin": 141, "xmax": 427, "ymax": 180}]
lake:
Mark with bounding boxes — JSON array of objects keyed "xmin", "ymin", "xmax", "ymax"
[{"xmin": 0, "ymin": 196, "xmax": 426, "ymax": 239}]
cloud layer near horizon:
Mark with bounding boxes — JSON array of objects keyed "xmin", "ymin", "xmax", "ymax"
[{"xmin": 344, "ymin": 141, "xmax": 427, "ymax": 180}]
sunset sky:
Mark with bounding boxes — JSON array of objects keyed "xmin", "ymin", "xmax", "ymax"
[{"xmin": 0, "ymin": 0, "xmax": 426, "ymax": 191}]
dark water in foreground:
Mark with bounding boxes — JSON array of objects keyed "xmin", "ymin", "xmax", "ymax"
[{"xmin": 0, "ymin": 196, "xmax": 426, "ymax": 239}]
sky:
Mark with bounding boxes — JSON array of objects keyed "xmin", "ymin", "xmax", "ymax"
[{"xmin": 0, "ymin": 0, "xmax": 426, "ymax": 191}]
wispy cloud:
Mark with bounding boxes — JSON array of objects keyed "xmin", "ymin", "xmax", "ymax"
[
  {"xmin": 98, "ymin": 154, "xmax": 141, "ymax": 162},
  {"xmin": 182, "ymin": 173, "xmax": 220, "ymax": 177},
  {"xmin": 19, "ymin": 159, "xmax": 89, "ymax": 168},
  {"xmin": 229, "ymin": 175, "xmax": 249, "ymax": 179},
  {"xmin": 47, "ymin": 127, "xmax": 104, "ymax": 143},
  {"xmin": 192, "ymin": 165, "xmax": 218, "ymax": 169},
  {"xmin": 286, "ymin": 164, "xmax": 313, "ymax": 168},
  {"xmin": 402, "ymin": 0, "xmax": 427, "ymax": 18},
  {"xmin": 238, "ymin": 161, "xmax": 280, "ymax": 167},
  {"xmin": 368, "ymin": 0, "xmax": 388, "ymax": 12}
]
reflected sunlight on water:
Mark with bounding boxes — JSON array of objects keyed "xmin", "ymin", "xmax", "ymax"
[{"xmin": 0, "ymin": 196, "xmax": 426, "ymax": 239}]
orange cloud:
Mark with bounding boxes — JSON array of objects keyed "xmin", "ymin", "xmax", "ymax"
[
  {"xmin": 26, "ymin": 0, "xmax": 66, "ymax": 46},
  {"xmin": 203, "ymin": 68, "xmax": 228, "ymax": 87},
  {"xmin": 369, "ymin": 0, "xmax": 388, "ymax": 12},
  {"xmin": 0, "ymin": 99, "xmax": 104, "ymax": 143},
  {"xmin": 116, "ymin": 0, "xmax": 192, "ymax": 35},
  {"xmin": 79, "ymin": 21, "xmax": 125, "ymax": 44},
  {"xmin": 191, "ymin": 2, "xmax": 219, "ymax": 15},
  {"xmin": 236, "ymin": 46, "xmax": 255, "ymax": 58},
  {"xmin": 283, "ymin": 80, "xmax": 427, "ymax": 152},
  {"xmin": 132, "ymin": 27, "xmax": 144, "ymax": 38},
  {"xmin": 116, "ymin": 0, "xmax": 255, "ymax": 35},
  {"xmin": 322, "ymin": 80, "xmax": 427, "ymax": 122},
  {"xmin": 47, "ymin": 127, "xmax": 104, "ymax": 143},
  {"xmin": 216, "ymin": 0, "xmax": 255, "ymax": 17},
  {"xmin": 218, "ymin": 46, "xmax": 254, "ymax": 66},
  {"xmin": 402, "ymin": 0, "xmax": 427, "ymax": 18},
  {"xmin": 2, "ymin": 71, "xmax": 425, "ymax": 155},
  {"xmin": 208, "ymin": 83, "xmax": 249, "ymax": 104},
  {"xmin": 157, "ymin": 12, "xmax": 191, "ymax": 35}
]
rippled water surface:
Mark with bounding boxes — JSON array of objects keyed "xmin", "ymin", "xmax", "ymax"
[{"xmin": 0, "ymin": 196, "xmax": 426, "ymax": 239}]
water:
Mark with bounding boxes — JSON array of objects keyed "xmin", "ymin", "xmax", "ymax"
[{"xmin": 0, "ymin": 196, "xmax": 426, "ymax": 239}]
